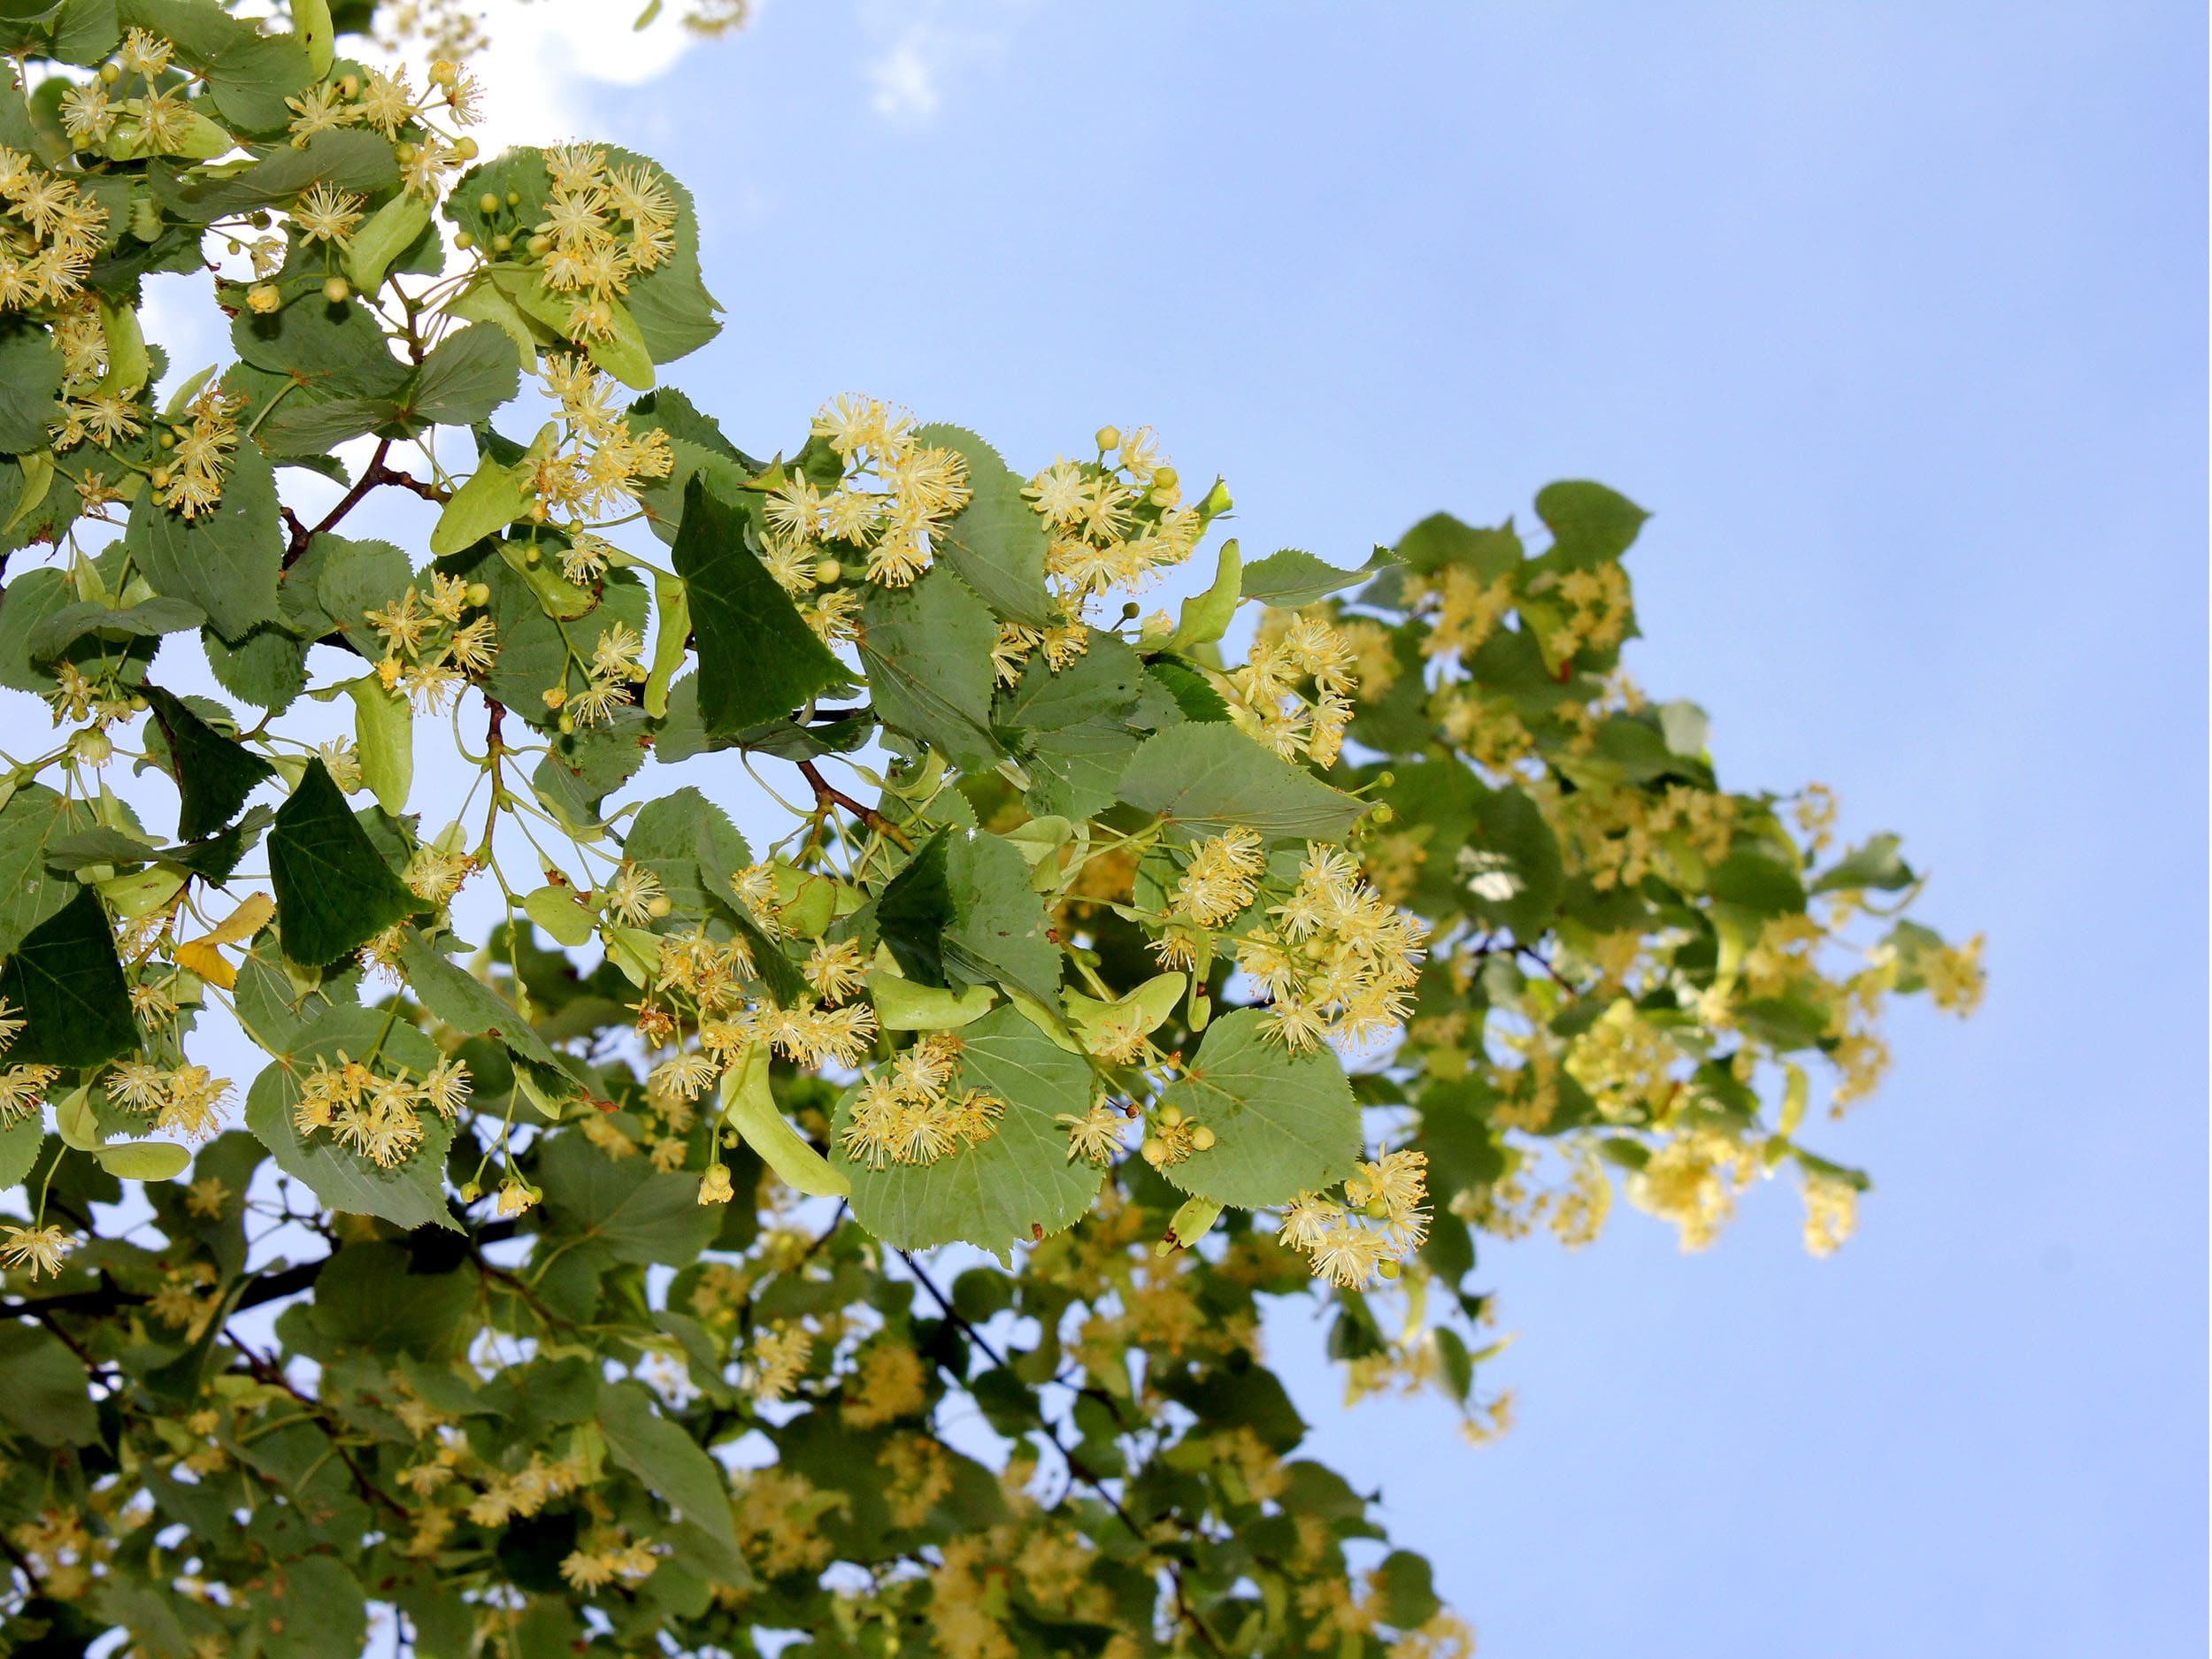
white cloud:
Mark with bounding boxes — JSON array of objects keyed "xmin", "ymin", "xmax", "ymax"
[{"xmin": 857, "ymin": 0, "xmax": 1028, "ymax": 126}]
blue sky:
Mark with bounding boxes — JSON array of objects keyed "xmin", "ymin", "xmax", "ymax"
[
  {"xmin": 525, "ymin": 4, "xmax": 2203, "ymax": 1653},
  {"xmin": 118, "ymin": 2, "xmax": 2207, "ymax": 1652}
]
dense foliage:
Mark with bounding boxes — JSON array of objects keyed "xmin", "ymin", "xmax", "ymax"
[{"xmin": 0, "ymin": 4, "xmax": 1979, "ymax": 1655}]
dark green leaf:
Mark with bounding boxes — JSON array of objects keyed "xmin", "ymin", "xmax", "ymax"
[
  {"xmin": 0, "ymin": 884, "xmax": 134, "ymax": 1068},
  {"xmin": 162, "ymin": 128, "xmax": 395, "ymax": 219},
  {"xmin": 1239, "ymin": 548, "xmax": 1370, "ymax": 608},
  {"xmin": 408, "ymin": 322, "xmax": 520, "ymax": 428},
  {"xmin": 0, "ymin": 783, "xmax": 93, "ymax": 956},
  {"xmin": 0, "ymin": 1323, "xmax": 96, "ymax": 1447},
  {"xmin": 537, "ymin": 1133, "xmax": 718, "ymax": 1267},
  {"xmin": 943, "ymin": 828, "xmax": 1063, "ymax": 1005},
  {"xmin": 26, "ymin": 594, "xmax": 204, "ymax": 661},
  {"xmin": 995, "ymin": 631, "xmax": 1157, "ymax": 821},
  {"xmin": 202, "ymin": 621, "xmax": 307, "ymax": 712},
  {"xmin": 0, "ymin": 567, "xmax": 73, "ymax": 691},
  {"xmin": 232, "ymin": 288, "xmax": 410, "ymax": 401},
  {"xmin": 140, "ymin": 685, "xmax": 274, "ymax": 840},
  {"xmin": 1535, "ymin": 480, "xmax": 1648, "ymax": 566},
  {"xmin": 598, "ymin": 1380, "xmax": 744, "ymax": 1576},
  {"xmin": 873, "ymin": 827, "xmax": 950, "ymax": 987},
  {"xmin": 1145, "ymin": 657, "xmax": 1229, "ymax": 723},
  {"xmin": 267, "ymin": 757, "xmax": 419, "ymax": 965},
  {"xmin": 311, "ymin": 1240, "xmax": 477, "ymax": 1356},
  {"xmin": 1812, "ymin": 833, "xmax": 1916, "ymax": 895},
  {"xmin": 392, "ymin": 926, "xmax": 563, "ymax": 1072},
  {"xmin": 0, "ymin": 319, "xmax": 64, "ymax": 453},
  {"xmin": 670, "ymin": 474, "xmax": 845, "ymax": 734},
  {"xmin": 1394, "ymin": 511, "xmax": 1522, "ymax": 578}
]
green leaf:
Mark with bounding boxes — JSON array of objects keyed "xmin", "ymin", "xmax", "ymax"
[
  {"xmin": 1165, "ymin": 540, "xmax": 1241, "ymax": 652},
  {"xmin": 912, "ymin": 424, "xmax": 1054, "ymax": 626},
  {"xmin": 0, "ymin": 1323, "xmax": 96, "ymax": 1447},
  {"xmin": 943, "ymin": 828, "xmax": 1063, "ymax": 1006},
  {"xmin": 392, "ymin": 926, "xmax": 564, "ymax": 1073},
  {"xmin": 522, "ymin": 884, "xmax": 595, "ymax": 947},
  {"xmin": 0, "ymin": 784, "xmax": 93, "ymax": 956},
  {"xmin": 26, "ymin": 594, "xmax": 204, "ymax": 661},
  {"xmin": 0, "ymin": 1114, "xmax": 42, "ymax": 1189},
  {"xmin": 995, "ymin": 631, "xmax": 1157, "ymax": 820},
  {"xmin": 1117, "ymin": 723, "xmax": 1363, "ymax": 845},
  {"xmin": 127, "ymin": 439, "xmax": 284, "ymax": 641},
  {"xmin": 257, "ymin": 394, "xmax": 396, "ymax": 454},
  {"xmin": 874, "ymin": 827, "xmax": 951, "ymax": 987},
  {"xmin": 160, "ymin": 127, "xmax": 394, "ymax": 218},
  {"xmin": 203, "ymin": 621, "xmax": 307, "ymax": 712},
  {"xmin": 537, "ymin": 1131, "xmax": 718, "ymax": 1266},
  {"xmin": 869, "ymin": 974, "xmax": 996, "ymax": 1031},
  {"xmin": 670, "ymin": 473, "xmax": 845, "ymax": 734},
  {"xmin": 245, "ymin": 1557, "xmax": 366, "ymax": 1659},
  {"xmin": 858, "ymin": 565, "xmax": 1002, "ymax": 770},
  {"xmin": 720, "ymin": 1045, "xmax": 847, "ymax": 1199},
  {"xmin": 598, "ymin": 1380, "xmax": 743, "ymax": 1575},
  {"xmin": 1239, "ymin": 548, "xmax": 1371, "ymax": 608},
  {"xmin": 231, "ymin": 288, "xmax": 410, "ymax": 402},
  {"xmin": 312, "ymin": 1240, "xmax": 476, "ymax": 1355},
  {"xmin": 644, "ymin": 571, "xmax": 687, "ymax": 718},
  {"xmin": 622, "ymin": 786, "xmax": 752, "ymax": 919},
  {"xmin": 0, "ymin": 884, "xmax": 135, "ymax": 1068},
  {"xmin": 140, "ymin": 685, "xmax": 274, "ymax": 840},
  {"xmin": 409, "ymin": 323, "xmax": 521, "ymax": 428},
  {"xmin": 1535, "ymin": 480, "xmax": 1648, "ymax": 566},
  {"xmin": 267, "ymin": 757, "xmax": 420, "ymax": 966},
  {"xmin": 111, "ymin": 0, "xmax": 310, "ymax": 134},
  {"xmin": 833, "ymin": 1004, "xmax": 1100, "ymax": 1252},
  {"xmin": 429, "ymin": 457, "xmax": 534, "ymax": 557},
  {"xmin": 0, "ymin": 319, "xmax": 64, "ymax": 453},
  {"xmin": 344, "ymin": 188, "xmax": 429, "ymax": 296},
  {"xmin": 0, "ymin": 567, "xmax": 73, "ymax": 690},
  {"xmin": 1394, "ymin": 511, "xmax": 1523, "ymax": 577},
  {"xmin": 1812, "ymin": 833, "xmax": 1916, "ymax": 895},
  {"xmin": 345, "ymin": 675, "xmax": 412, "ymax": 816},
  {"xmin": 242, "ymin": 1005, "xmax": 454, "ymax": 1230},
  {"xmin": 94, "ymin": 1140, "xmax": 190, "ymax": 1181},
  {"xmin": 1159, "ymin": 1008, "xmax": 1361, "ymax": 1208}
]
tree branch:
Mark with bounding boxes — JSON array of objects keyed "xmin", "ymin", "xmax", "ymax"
[
  {"xmin": 798, "ymin": 758, "xmax": 911, "ymax": 851},
  {"xmin": 282, "ymin": 439, "xmax": 452, "ymax": 568}
]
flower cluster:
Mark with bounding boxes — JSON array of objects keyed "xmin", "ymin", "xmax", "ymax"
[
  {"xmin": 1279, "ymin": 1149, "xmax": 1431, "ymax": 1288},
  {"xmin": 535, "ymin": 354, "xmax": 676, "ymax": 579},
  {"xmin": 1235, "ymin": 844, "xmax": 1426, "ymax": 1052},
  {"xmin": 367, "ymin": 570, "xmax": 500, "ymax": 711},
  {"xmin": 291, "ymin": 1050, "xmax": 472, "ymax": 1169},
  {"xmin": 0, "ymin": 1000, "xmax": 59, "ymax": 1128},
  {"xmin": 105, "ymin": 1060, "xmax": 233, "ymax": 1141},
  {"xmin": 289, "ymin": 55, "xmax": 484, "ymax": 196},
  {"xmin": 527, "ymin": 142, "xmax": 677, "ymax": 342},
  {"xmin": 757, "ymin": 394, "xmax": 971, "ymax": 618},
  {"xmin": 841, "ymin": 1033, "xmax": 1005, "ymax": 1170},
  {"xmin": 1230, "ymin": 608, "xmax": 1359, "ymax": 767},
  {"xmin": 1023, "ymin": 425, "xmax": 1201, "ymax": 601}
]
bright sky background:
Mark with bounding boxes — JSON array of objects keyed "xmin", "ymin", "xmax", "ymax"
[{"xmin": 119, "ymin": 2, "xmax": 2208, "ymax": 1653}]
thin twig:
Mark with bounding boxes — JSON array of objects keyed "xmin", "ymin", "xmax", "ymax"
[{"xmin": 797, "ymin": 758, "xmax": 911, "ymax": 851}]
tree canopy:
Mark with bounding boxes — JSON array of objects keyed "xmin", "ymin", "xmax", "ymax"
[{"xmin": 0, "ymin": 4, "xmax": 1979, "ymax": 1655}]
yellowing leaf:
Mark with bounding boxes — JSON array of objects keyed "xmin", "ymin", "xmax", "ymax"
[{"xmin": 173, "ymin": 892, "xmax": 275, "ymax": 990}]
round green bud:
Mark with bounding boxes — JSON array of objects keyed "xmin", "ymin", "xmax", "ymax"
[
  {"xmin": 458, "ymin": 1181, "xmax": 480, "ymax": 1202},
  {"xmin": 452, "ymin": 229, "xmax": 472, "ymax": 250},
  {"xmin": 523, "ymin": 542, "xmax": 541, "ymax": 564},
  {"xmin": 1152, "ymin": 465, "xmax": 1179, "ymax": 490},
  {"xmin": 465, "ymin": 582, "xmax": 490, "ymax": 607},
  {"xmin": 1364, "ymin": 1197, "xmax": 1392, "ymax": 1220},
  {"xmin": 557, "ymin": 712, "xmax": 574, "ymax": 734},
  {"xmin": 1141, "ymin": 1138, "xmax": 1170, "ymax": 1167},
  {"xmin": 321, "ymin": 275, "xmax": 349, "ymax": 303},
  {"xmin": 491, "ymin": 234, "xmax": 511, "ymax": 254},
  {"xmin": 99, "ymin": 62, "xmax": 119, "ymax": 83},
  {"xmin": 1189, "ymin": 1125, "xmax": 1216, "ymax": 1151},
  {"xmin": 813, "ymin": 557, "xmax": 841, "ymax": 584},
  {"xmin": 479, "ymin": 191, "xmax": 501, "ymax": 216},
  {"xmin": 646, "ymin": 895, "xmax": 672, "ymax": 918},
  {"xmin": 1377, "ymin": 1257, "xmax": 1402, "ymax": 1281},
  {"xmin": 505, "ymin": 190, "xmax": 521, "ymax": 207},
  {"xmin": 338, "ymin": 74, "xmax": 359, "ymax": 98},
  {"xmin": 1157, "ymin": 1103, "xmax": 1183, "ymax": 1129},
  {"xmin": 395, "ymin": 142, "xmax": 416, "ymax": 164},
  {"xmin": 1095, "ymin": 425, "xmax": 1121, "ymax": 451},
  {"xmin": 1368, "ymin": 803, "xmax": 1394, "ymax": 825},
  {"xmin": 527, "ymin": 234, "xmax": 551, "ymax": 257},
  {"xmin": 455, "ymin": 136, "xmax": 479, "ymax": 160},
  {"xmin": 156, "ymin": 432, "xmax": 174, "ymax": 449},
  {"xmin": 249, "ymin": 211, "xmax": 272, "ymax": 229}
]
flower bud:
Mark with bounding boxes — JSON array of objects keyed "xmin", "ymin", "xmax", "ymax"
[
  {"xmin": 1095, "ymin": 426, "xmax": 1121, "ymax": 451},
  {"xmin": 454, "ymin": 136, "xmax": 479, "ymax": 159},
  {"xmin": 247, "ymin": 284, "xmax": 280, "ymax": 314},
  {"xmin": 527, "ymin": 234, "xmax": 551, "ymax": 257},
  {"xmin": 646, "ymin": 895, "xmax": 672, "ymax": 918},
  {"xmin": 1377, "ymin": 1257, "xmax": 1402, "ymax": 1281},
  {"xmin": 321, "ymin": 275, "xmax": 349, "ymax": 303},
  {"xmin": 1157, "ymin": 1103, "xmax": 1182, "ymax": 1128},
  {"xmin": 465, "ymin": 582, "xmax": 490, "ymax": 606},
  {"xmin": 338, "ymin": 74, "xmax": 359, "ymax": 98},
  {"xmin": 1152, "ymin": 465, "xmax": 1179, "ymax": 490},
  {"xmin": 99, "ymin": 62, "xmax": 119, "ymax": 83},
  {"xmin": 479, "ymin": 191, "xmax": 500, "ymax": 216},
  {"xmin": 1189, "ymin": 1125, "xmax": 1215, "ymax": 1151},
  {"xmin": 452, "ymin": 230, "xmax": 472, "ymax": 250},
  {"xmin": 430, "ymin": 58, "xmax": 457, "ymax": 84},
  {"xmin": 1141, "ymin": 1138, "xmax": 1169, "ymax": 1167},
  {"xmin": 459, "ymin": 1180, "xmax": 480, "ymax": 1202},
  {"xmin": 505, "ymin": 190, "xmax": 521, "ymax": 206},
  {"xmin": 491, "ymin": 234, "xmax": 511, "ymax": 254},
  {"xmin": 813, "ymin": 557, "xmax": 841, "ymax": 584},
  {"xmin": 395, "ymin": 142, "xmax": 416, "ymax": 163}
]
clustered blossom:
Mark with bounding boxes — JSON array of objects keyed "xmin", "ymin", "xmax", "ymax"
[
  {"xmin": 840, "ymin": 1033, "xmax": 1005, "ymax": 1171},
  {"xmin": 748, "ymin": 394, "xmax": 970, "ymax": 644},
  {"xmin": 534, "ymin": 353, "xmax": 675, "ymax": 576},
  {"xmin": 105, "ymin": 1060, "xmax": 233, "ymax": 1141},
  {"xmin": 0, "ymin": 145, "xmax": 106, "ymax": 312},
  {"xmin": 1235, "ymin": 843, "xmax": 1426, "ymax": 1053},
  {"xmin": 1230, "ymin": 607, "xmax": 1359, "ymax": 767},
  {"xmin": 292, "ymin": 1049, "xmax": 472, "ymax": 1169},
  {"xmin": 531, "ymin": 142, "xmax": 678, "ymax": 342},
  {"xmin": 1279, "ymin": 1148, "xmax": 1431, "ymax": 1288},
  {"xmin": 367, "ymin": 570, "xmax": 501, "ymax": 712}
]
